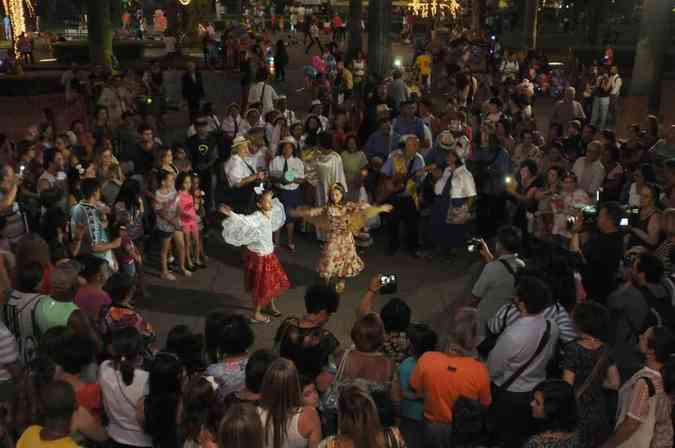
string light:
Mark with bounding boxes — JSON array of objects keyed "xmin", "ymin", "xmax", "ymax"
[{"xmin": 410, "ymin": 0, "xmax": 461, "ymax": 18}]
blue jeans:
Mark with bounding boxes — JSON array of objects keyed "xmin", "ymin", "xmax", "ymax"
[{"xmin": 591, "ymin": 96, "xmax": 610, "ymax": 130}]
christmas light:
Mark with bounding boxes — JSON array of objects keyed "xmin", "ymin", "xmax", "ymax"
[
  {"xmin": 409, "ymin": 0, "xmax": 461, "ymax": 18},
  {"xmin": 2, "ymin": 0, "xmax": 33, "ymax": 43}
]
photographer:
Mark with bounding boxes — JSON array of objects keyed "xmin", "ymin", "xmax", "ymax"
[
  {"xmin": 470, "ymin": 225, "xmax": 525, "ymax": 324},
  {"xmin": 570, "ymin": 201, "xmax": 625, "ymax": 304}
]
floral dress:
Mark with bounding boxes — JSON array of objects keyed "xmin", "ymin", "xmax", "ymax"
[{"xmin": 318, "ymin": 203, "xmax": 367, "ymax": 280}]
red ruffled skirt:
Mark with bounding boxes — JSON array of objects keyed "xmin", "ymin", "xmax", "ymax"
[{"xmin": 244, "ymin": 250, "xmax": 290, "ymax": 307}]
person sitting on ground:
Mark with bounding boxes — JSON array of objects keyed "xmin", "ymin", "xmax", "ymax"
[
  {"xmin": 318, "ymin": 385, "xmax": 407, "ymax": 448},
  {"xmin": 275, "ymin": 284, "xmax": 340, "ymax": 386},
  {"xmin": 206, "ymin": 313, "xmax": 254, "ymax": 402},
  {"xmin": 16, "ymin": 381, "xmax": 80, "ymax": 448},
  {"xmin": 524, "ymin": 379, "xmax": 580, "ymax": 448},
  {"xmin": 223, "ymin": 349, "xmax": 279, "ymax": 408}
]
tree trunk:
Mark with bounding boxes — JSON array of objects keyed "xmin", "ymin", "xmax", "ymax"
[
  {"xmin": 471, "ymin": 0, "xmax": 486, "ymax": 35},
  {"xmin": 630, "ymin": 0, "xmax": 672, "ymax": 110},
  {"xmin": 87, "ymin": 0, "xmax": 113, "ymax": 67},
  {"xmin": 522, "ymin": 0, "xmax": 538, "ymax": 49},
  {"xmin": 346, "ymin": 0, "xmax": 363, "ymax": 63},
  {"xmin": 368, "ymin": 0, "xmax": 392, "ymax": 78},
  {"xmin": 110, "ymin": 0, "xmax": 123, "ymax": 29}
]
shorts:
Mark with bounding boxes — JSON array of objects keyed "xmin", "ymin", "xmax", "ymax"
[
  {"xmin": 157, "ymin": 230, "xmax": 174, "ymax": 240},
  {"xmin": 120, "ymin": 262, "xmax": 136, "ymax": 277}
]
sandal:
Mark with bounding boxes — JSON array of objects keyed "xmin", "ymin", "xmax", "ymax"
[
  {"xmin": 249, "ymin": 316, "xmax": 272, "ymax": 325},
  {"xmin": 286, "ymin": 243, "xmax": 296, "ymax": 252},
  {"xmin": 161, "ymin": 273, "xmax": 176, "ymax": 281},
  {"xmin": 181, "ymin": 269, "xmax": 193, "ymax": 277},
  {"xmin": 264, "ymin": 308, "xmax": 283, "ymax": 318}
]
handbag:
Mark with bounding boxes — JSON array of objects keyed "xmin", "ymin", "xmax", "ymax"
[{"xmin": 319, "ymin": 348, "xmax": 353, "ymax": 435}]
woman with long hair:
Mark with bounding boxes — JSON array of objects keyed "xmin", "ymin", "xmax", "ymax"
[
  {"xmin": 258, "ymin": 358, "xmax": 322, "ymax": 448},
  {"xmin": 140, "ymin": 352, "xmax": 184, "ymax": 448},
  {"xmin": 318, "ymin": 385, "xmax": 405, "ymax": 448},
  {"xmin": 524, "ymin": 379, "xmax": 579, "ymax": 447},
  {"xmin": 181, "ymin": 376, "xmax": 223, "ymax": 448},
  {"xmin": 99, "ymin": 327, "xmax": 152, "ymax": 447},
  {"xmin": 218, "ymin": 403, "xmax": 264, "ymax": 448},
  {"xmin": 561, "ymin": 302, "xmax": 620, "ymax": 448}
]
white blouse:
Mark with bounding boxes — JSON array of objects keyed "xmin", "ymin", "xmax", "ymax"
[
  {"xmin": 269, "ymin": 156, "xmax": 305, "ymax": 191},
  {"xmin": 434, "ymin": 165, "xmax": 477, "ymax": 199},
  {"xmin": 224, "ymin": 155, "xmax": 256, "ymax": 188},
  {"xmin": 221, "ymin": 198, "xmax": 286, "ymax": 255}
]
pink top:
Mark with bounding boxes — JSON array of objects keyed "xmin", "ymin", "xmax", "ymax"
[
  {"xmin": 178, "ymin": 191, "xmax": 198, "ymax": 230},
  {"xmin": 74, "ymin": 286, "xmax": 112, "ymax": 321}
]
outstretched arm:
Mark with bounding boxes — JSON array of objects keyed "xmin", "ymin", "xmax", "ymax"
[{"xmin": 289, "ymin": 206, "xmax": 324, "ymax": 218}]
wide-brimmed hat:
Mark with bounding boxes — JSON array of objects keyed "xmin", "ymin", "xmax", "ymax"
[
  {"xmin": 231, "ymin": 136, "xmax": 249, "ymax": 149},
  {"xmin": 279, "ymin": 136, "xmax": 298, "ymax": 149}
]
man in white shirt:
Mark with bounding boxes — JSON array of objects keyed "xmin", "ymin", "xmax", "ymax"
[
  {"xmin": 488, "ymin": 275, "xmax": 560, "ymax": 448},
  {"xmin": 247, "ymin": 72, "xmax": 278, "ymax": 114},
  {"xmin": 572, "ymin": 140, "xmax": 606, "ymax": 197}
]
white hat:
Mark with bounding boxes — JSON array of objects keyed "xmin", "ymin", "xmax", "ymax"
[
  {"xmin": 232, "ymin": 135, "xmax": 249, "ymax": 149},
  {"xmin": 311, "ymin": 99, "xmax": 322, "ymax": 107},
  {"xmin": 279, "ymin": 136, "xmax": 298, "ymax": 148}
]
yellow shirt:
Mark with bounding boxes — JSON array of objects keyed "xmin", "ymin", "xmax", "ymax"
[
  {"xmin": 416, "ymin": 54, "xmax": 432, "ymax": 76},
  {"xmin": 17, "ymin": 426, "xmax": 80, "ymax": 448}
]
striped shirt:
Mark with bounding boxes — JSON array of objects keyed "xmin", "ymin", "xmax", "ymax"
[
  {"xmin": 487, "ymin": 302, "xmax": 578, "ymax": 344},
  {"xmin": 0, "ymin": 322, "xmax": 18, "ymax": 382}
]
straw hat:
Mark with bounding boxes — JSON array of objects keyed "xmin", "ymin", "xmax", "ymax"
[{"xmin": 231, "ymin": 136, "xmax": 249, "ymax": 150}]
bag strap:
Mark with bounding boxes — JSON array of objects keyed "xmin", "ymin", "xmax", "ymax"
[
  {"xmin": 575, "ymin": 347, "xmax": 608, "ymax": 400},
  {"xmin": 498, "ymin": 258, "xmax": 517, "ymax": 278},
  {"xmin": 499, "ymin": 320, "xmax": 551, "ymax": 392},
  {"xmin": 334, "ymin": 348, "xmax": 352, "ymax": 383}
]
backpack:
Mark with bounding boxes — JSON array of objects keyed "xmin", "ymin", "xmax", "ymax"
[{"xmin": 1, "ymin": 290, "xmax": 44, "ymax": 367}]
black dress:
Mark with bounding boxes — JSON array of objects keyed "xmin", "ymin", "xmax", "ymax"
[{"xmin": 561, "ymin": 343, "xmax": 612, "ymax": 448}]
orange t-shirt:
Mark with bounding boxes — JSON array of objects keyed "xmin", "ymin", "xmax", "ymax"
[{"xmin": 410, "ymin": 352, "xmax": 492, "ymax": 424}]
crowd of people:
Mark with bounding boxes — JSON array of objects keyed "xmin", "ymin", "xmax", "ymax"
[{"xmin": 2, "ymin": 6, "xmax": 675, "ymax": 448}]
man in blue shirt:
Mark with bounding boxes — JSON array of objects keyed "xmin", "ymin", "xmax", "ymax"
[
  {"xmin": 392, "ymin": 100, "xmax": 427, "ymax": 147},
  {"xmin": 365, "ymin": 116, "xmax": 401, "ymax": 165},
  {"xmin": 380, "ymin": 134, "xmax": 426, "ymax": 256}
]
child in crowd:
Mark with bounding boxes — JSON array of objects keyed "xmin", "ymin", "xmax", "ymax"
[
  {"xmin": 112, "ymin": 223, "xmax": 141, "ymax": 278},
  {"xmin": 300, "ymin": 375, "xmax": 320, "ymax": 408},
  {"xmin": 173, "ymin": 145, "xmax": 193, "ymax": 173},
  {"xmin": 191, "ymin": 173, "xmax": 207, "ymax": 267},
  {"xmin": 177, "ymin": 172, "xmax": 200, "ymax": 271}
]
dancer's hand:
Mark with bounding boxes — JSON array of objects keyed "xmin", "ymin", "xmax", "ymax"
[
  {"xmin": 380, "ymin": 204, "xmax": 394, "ymax": 213},
  {"xmin": 219, "ymin": 204, "xmax": 232, "ymax": 216}
]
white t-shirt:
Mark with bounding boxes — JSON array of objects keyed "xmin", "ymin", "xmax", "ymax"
[
  {"xmin": 269, "ymin": 156, "xmax": 305, "ymax": 191},
  {"xmin": 99, "ymin": 360, "xmax": 152, "ymax": 447}
]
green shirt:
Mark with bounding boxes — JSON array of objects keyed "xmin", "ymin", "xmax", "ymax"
[{"xmin": 35, "ymin": 297, "xmax": 79, "ymax": 334}]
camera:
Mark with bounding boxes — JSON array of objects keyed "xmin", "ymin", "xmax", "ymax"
[
  {"xmin": 467, "ymin": 238, "xmax": 482, "ymax": 253},
  {"xmin": 379, "ymin": 274, "xmax": 398, "ymax": 294},
  {"xmin": 566, "ymin": 216, "xmax": 576, "ymax": 230},
  {"xmin": 624, "ymin": 253, "xmax": 637, "ymax": 267}
]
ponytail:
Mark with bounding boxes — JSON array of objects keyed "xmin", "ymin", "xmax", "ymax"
[
  {"xmin": 110, "ymin": 327, "xmax": 143, "ymax": 386},
  {"xmin": 120, "ymin": 356, "xmax": 136, "ymax": 386}
]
